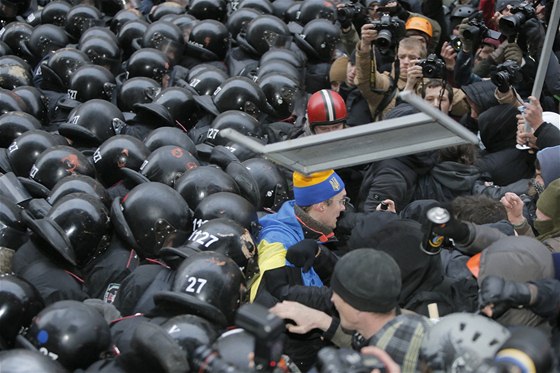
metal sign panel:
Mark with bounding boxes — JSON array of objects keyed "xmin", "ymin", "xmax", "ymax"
[{"xmin": 221, "ymin": 91, "xmax": 480, "ymax": 175}]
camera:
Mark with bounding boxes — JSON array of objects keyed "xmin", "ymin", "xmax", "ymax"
[
  {"xmin": 462, "ymin": 11, "xmax": 502, "ymax": 43},
  {"xmin": 317, "ymin": 347, "xmax": 386, "ymax": 373},
  {"xmin": 192, "ymin": 345, "xmax": 248, "ymax": 373},
  {"xmin": 449, "ymin": 35, "xmax": 462, "ymax": 53},
  {"xmin": 370, "ymin": 13, "xmax": 405, "ymax": 49},
  {"xmin": 338, "ymin": 0, "xmax": 367, "ymax": 24},
  {"xmin": 498, "ymin": 1, "xmax": 536, "ymax": 37},
  {"xmin": 417, "ymin": 54, "xmax": 446, "ymax": 79},
  {"xmin": 191, "ymin": 303, "xmax": 285, "ymax": 373},
  {"xmin": 490, "ymin": 60, "xmax": 523, "ymax": 93}
]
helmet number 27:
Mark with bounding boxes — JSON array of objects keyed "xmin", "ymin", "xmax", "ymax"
[{"xmin": 184, "ymin": 276, "xmax": 208, "ymax": 294}]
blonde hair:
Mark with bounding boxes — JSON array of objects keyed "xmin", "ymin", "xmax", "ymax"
[{"xmin": 398, "ymin": 37, "xmax": 427, "ymax": 58}]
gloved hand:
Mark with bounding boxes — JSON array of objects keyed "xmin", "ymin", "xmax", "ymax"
[
  {"xmin": 457, "ymin": 18, "xmax": 473, "ymax": 53},
  {"xmin": 479, "ymin": 275, "xmax": 532, "ymax": 319},
  {"xmin": 489, "ymin": 40, "xmax": 508, "ymax": 65},
  {"xmin": 431, "ymin": 209, "xmax": 470, "ymax": 243},
  {"xmin": 286, "ymin": 239, "xmax": 320, "ymax": 272},
  {"xmin": 503, "ymin": 42, "xmax": 523, "ymax": 65}
]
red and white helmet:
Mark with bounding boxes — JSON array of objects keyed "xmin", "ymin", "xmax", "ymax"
[{"xmin": 306, "ymin": 89, "xmax": 347, "ymax": 130}]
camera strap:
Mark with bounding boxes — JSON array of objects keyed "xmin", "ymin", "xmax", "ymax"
[{"xmin": 370, "ymin": 51, "xmax": 399, "ymax": 121}]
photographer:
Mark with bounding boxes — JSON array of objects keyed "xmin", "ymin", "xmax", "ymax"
[
  {"xmin": 271, "ymin": 249, "xmax": 432, "ymax": 372},
  {"xmin": 355, "ymin": 31, "xmax": 427, "ymax": 120}
]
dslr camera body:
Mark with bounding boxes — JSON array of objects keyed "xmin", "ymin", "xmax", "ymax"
[
  {"xmin": 417, "ymin": 53, "xmax": 446, "ymax": 79},
  {"xmin": 498, "ymin": 1, "xmax": 536, "ymax": 37},
  {"xmin": 337, "ymin": 0, "xmax": 367, "ymax": 24},
  {"xmin": 490, "ymin": 60, "xmax": 523, "ymax": 92},
  {"xmin": 317, "ymin": 347, "xmax": 386, "ymax": 373},
  {"xmin": 462, "ymin": 11, "xmax": 501, "ymax": 43},
  {"xmin": 370, "ymin": 13, "xmax": 405, "ymax": 49},
  {"xmin": 191, "ymin": 303, "xmax": 285, "ymax": 373}
]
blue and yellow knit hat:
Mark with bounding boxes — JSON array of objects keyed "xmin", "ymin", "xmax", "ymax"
[{"xmin": 293, "ymin": 169, "xmax": 345, "ymax": 206}]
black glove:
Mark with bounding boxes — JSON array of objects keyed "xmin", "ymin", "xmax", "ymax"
[
  {"xmin": 479, "ymin": 276, "xmax": 532, "ymax": 319},
  {"xmin": 286, "ymin": 239, "xmax": 320, "ymax": 272},
  {"xmin": 431, "ymin": 211, "xmax": 470, "ymax": 243}
]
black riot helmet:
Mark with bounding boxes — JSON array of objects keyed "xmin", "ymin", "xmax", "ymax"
[
  {"xmin": 41, "ymin": 1, "xmax": 72, "ymax": 27},
  {"xmin": 154, "ymin": 251, "xmax": 246, "ymax": 326},
  {"xmin": 24, "ymin": 300, "xmax": 112, "ymax": 371},
  {"xmin": 297, "ymin": 0, "xmax": 337, "ymax": 25},
  {"xmin": 126, "ymin": 48, "xmax": 171, "ymax": 85},
  {"xmin": 188, "ymin": 0, "xmax": 227, "ymax": 22},
  {"xmin": 117, "ymin": 19, "xmax": 149, "ymax": 60},
  {"xmin": 111, "ymin": 182, "xmax": 193, "ymax": 259},
  {"xmin": 0, "ymin": 88, "xmax": 26, "ymax": 115},
  {"xmin": 27, "ymin": 24, "xmax": 69, "ymax": 63},
  {"xmin": 183, "ymin": 217, "xmax": 256, "ymax": 269},
  {"xmin": 206, "ymin": 109, "xmax": 261, "ymax": 146},
  {"xmin": 149, "ymin": 1, "xmax": 187, "ymax": 22},
  {"xmin": 294, "ymin": 18, "xmax": 341, "ymax": 62},
  {"xmin": 258, "ymin": 72, "xmax": 303, "ymax": 120},
  {"xmin": 136, "ymin": 145, "xmax": 199, "ymax": 187},
  {"xmin": 116, "ymin": 77, "xmax": 161, "ymax": 112},
  {"xmin": 0, "ymin": 40, "xmax": 12, "ymax": 56},
  {"xmin": 0, "ymin": 195, "xmax": 29, "ymax": 250},
  {"xmin": 238, "ymin": 0, "xmax": 274, "ymax": 14},
  {"xmin": 12, "ymin": 86, "xmax": 48, "ymax": 125},
  {"xmin": 194, "ymin": 191, "xmax": 258, "ymax": 232},
  {"xmin": 272, "ymin": 0, "xmax": 296, "ymax": 20},
  {"xmin": 47, "ymin": 174, "xmax": 111, "ymax": 208},
  {"xmin": 242, "ymin": 157, "xmax": 289, "ymax": 210},
  {"xmin": 161, "ymin": 314, "xmax": 220, "ymax": 357},
  {"xmin": 174, "ymin": 165, "xmax": 240, "ymax": 210},
  {"xmin": 151, "ymin": 86, "xmax": 200, "ymax": 131},
  {"xmin": 0, "ymin": 129, "xmax": 68, "ymax": 177},
  {"xmin": 0, "ymin": 63, "xmax": 32, "ymax": 90},
  {"xmin": 78, "ymin": 36, "xmax": 122, "ymax": 76},
  {"xmin": 142, "ymin": 21, "xmax": 185, "ymax": 65},
  {"xmin": 110, "ymin": 9, "xmax": 141, "ymax": 34},
  {"xmin": 40, "ymin": 47, "xmax": 91, "ymax": 92},
  {"xmin": 67, "ymin": 64, "xmax": 116, "ymax": 102},
  {"xmin": 64, "ymin": 4, "xmax": 103, "ymax": 41},
  {"xmin": 0, "ymin": 22, "xmax": 33, "ymax": 60},
  {"xmin": 256, "ymin": 58, "xmax": 301, "ymax": 83},
  {"xmin": 186, "ymin": 19, "xmax": 230, "ymax": 61},
  {"xmin": 170, "ymin": 13, "xmax": 198, "ymax": 38},
  {"xmin": 243, "ymin": 14, "xmax": 290, "ymax": 56},
  {"xmin": 28, "ymin": 145, "xmax": 96, "ymax": 190},
  {"xmin": 0, "ymin": 111, "xmax": 41, "ymax": 147},
  {"xmin": 187, "ymin": 65, "xmax": 228, "ymax": 96},
  {"xmin": 285, "ymin": 2, "xmax": 301, "ymax": 23},
  {"xmin": 93, "ymin": 134, "xmax": 151, "ymax": 188},
  {"xmin": 0, "ymin": 0, "xmax": 31, "ymax": 21},
  {"xmin": 79, "ymin": 26, "xmax": 119, "ymax": 46},
  {"xmin": 23, "ymin": 192, "xmax": 111, "ymax": 267},
  {"xmin": 0, "ymin": 274, "xmax": 44, "ymax": 349},
  {"xmin": 259, "ymin": 46, "xmax": 306, "ymax": 70},
  {"xmin": 143, "ymin": 126, "xmax": 197, "ymax": 154},
  {"xmin": 58, "ymin": 99, "xmax": 125, "ymax": 146},
  {"xmin": 0, "ymin": 350, "xmax": 67, "ymax": 373},
  {"xmin": 226, "ymin": 8, "xmax": 262, "ymax": 42},
  {"xmin": 212, "ymin": 76, "xmax": 270, "ymax": 117}
]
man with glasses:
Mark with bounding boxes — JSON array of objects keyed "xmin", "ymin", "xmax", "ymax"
[{"xmin": 249, "ymin": 169, "xmax": 347, "ymax": 371}]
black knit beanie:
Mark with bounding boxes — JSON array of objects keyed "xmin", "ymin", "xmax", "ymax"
[{"xmin": 331, "ymin": 249, "xmax": 401, "ymax": 313}]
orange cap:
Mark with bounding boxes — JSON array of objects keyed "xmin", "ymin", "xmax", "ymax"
[{"xmin": 405, "ymin": 16, "xmax": 433, "ymax": 38}]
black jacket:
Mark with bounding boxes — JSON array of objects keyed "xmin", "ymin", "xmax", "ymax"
[{"xmin": 12, "ymin": 237, "xmax": 88, "ymax": 305}]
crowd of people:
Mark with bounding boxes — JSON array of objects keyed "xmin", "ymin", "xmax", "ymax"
[{"xmin": 0, "ymin": 0, "xmax": 559, "ymax": 372}]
